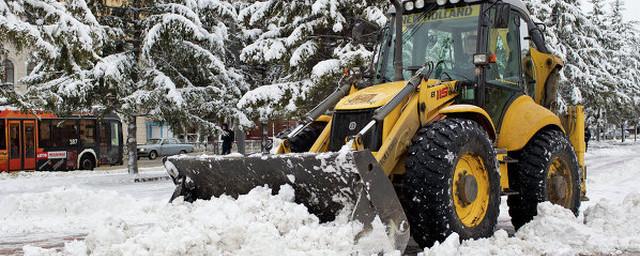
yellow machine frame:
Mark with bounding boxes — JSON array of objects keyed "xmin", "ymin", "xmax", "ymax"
[{"xmin": 279, "ymin": 48, "xmax": 585, "ymax": 195}]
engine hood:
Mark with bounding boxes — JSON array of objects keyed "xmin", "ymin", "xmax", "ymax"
[{"xmin": 334, "ymin": 81, "xmax": 406, "ymax": 111}]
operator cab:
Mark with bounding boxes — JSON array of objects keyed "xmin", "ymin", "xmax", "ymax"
[{"xmin": 375, "ymin": 0, "xmax": 551, "ymax": 126}]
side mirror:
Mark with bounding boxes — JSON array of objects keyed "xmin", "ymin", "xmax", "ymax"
[
  {"xmin": 352, "ymin": 19, "xmax": 381, "ymax": 44},
  {"xmin": 494, "ymin": 3, "xmax": 511, "ymax": 29},
  {"xmin": 535, "ymin": 22, "xmax": 547, "ymax": 33}
]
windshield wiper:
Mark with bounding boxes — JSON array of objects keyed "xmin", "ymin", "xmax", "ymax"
[
  {"xmin": 378, "ymin": 5, "xmax": 440, "ymax": 82},
  {"xmin": 403, "ymin": 5, "xmax": 439, "ymax": 42}
]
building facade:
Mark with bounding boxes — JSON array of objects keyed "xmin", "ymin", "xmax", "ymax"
[{"xmin": 1, "ymin": 43, "xmax": 31, "ymax": 93}]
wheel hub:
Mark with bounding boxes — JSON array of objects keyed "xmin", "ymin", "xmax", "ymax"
[
  {"xmin": 453, "ymin": 154, "xmax": 490, "ymax": 228},
  {"xmin": 457, "ymin": 173, "xmax": 478, "ymax": 205},
  {"xmin": 547, "ymin": 157, "xmax": 573, "ymax": 206},
  {"xmin": 550, "ymin": 175, "xmax": 568, "ymax": 201}
]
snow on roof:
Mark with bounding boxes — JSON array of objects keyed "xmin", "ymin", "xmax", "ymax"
[
  {"xmin": 504, "ymin": 0, "xmax": 530, "ymax": 15},
  {"xmin": 0, "ymin": 105, "xmax": 19, "ymax": 111}
]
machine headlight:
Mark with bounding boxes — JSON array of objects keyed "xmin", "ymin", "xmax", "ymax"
[
  {"xmin": 404, "ymin": 1, "xmax": 415, "ymax": 11},
  {"xmin": 436, "ymin": 0, "xmax": 447, "ymax": 6},
  {"xmin": 139, "ymin": 148, "xmax": 145, "ymax": 152},
  {"xmin": 415, "ymin": 0, "xmax": 425, "ymax": 8}
]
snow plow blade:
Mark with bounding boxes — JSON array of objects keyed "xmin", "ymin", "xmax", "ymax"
[{"xmin": 164, "ymin": 150, "xmax": 410, "ymax": 252}]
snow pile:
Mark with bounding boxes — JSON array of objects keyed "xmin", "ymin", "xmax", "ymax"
[
  {"xmin": 16, "ymin": 185, "xmax": 394, "ymax": 256},
  {"xmin": 422, "ymin": 195, "xmax": 640, "ymax": 256},
  {"xmin": 0, "ymin": 186, "xmax": 156, "ymax": 236}
]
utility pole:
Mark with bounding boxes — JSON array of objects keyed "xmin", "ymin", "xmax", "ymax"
[{"xmin": 235, "ymin": 124, "xmax": 245, "ymax": 155}]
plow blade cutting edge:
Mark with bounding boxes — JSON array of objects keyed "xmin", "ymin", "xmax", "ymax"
[{"xmin": 164, "ymin": 150, "xmax": 410, "ymax": 252}]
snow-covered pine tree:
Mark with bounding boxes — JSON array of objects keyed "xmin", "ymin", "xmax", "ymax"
[
  {"xmin": 140, "ymin": 0, "xmax": 251, "ymax": 139},
  {"xmin": 525, "ymin": 0, "xmax": 617, "ymax": 118},
  {"xmin": 587, "ymin": 0, "xmax": 617, "ymax": 132},
  {"xmin": 0, "ymin": 0, "xmax": 104, "ymax": 112},
  {"xmin": 604, "ymin": 0, "xmax": 640, "ymax": 128},
  {"xmin": 89, "ymin": 0, "xmax": 252, "ymax": 171},
  {"xmin": 3, "ymin": 0, "xmax": 253, "ymax": 172},
  {"xmin": 237, "ymin": 0, "xmax": 388, "ymax": 121}
]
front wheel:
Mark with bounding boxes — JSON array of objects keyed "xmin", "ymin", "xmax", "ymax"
[
  {"xmin": 507, "ymin": 129, "xmax": 581, "ymax": 229},
  {"xmin": 149, "ymin": 151, "xmax": 158, "ymax": 160},
  {"xmin": 400, "ymin": 118, "xmax": 501, "ymax": 248}
]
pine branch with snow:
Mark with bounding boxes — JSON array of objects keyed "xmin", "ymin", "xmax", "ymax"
[{"xmin": 237, "ymin": 0, "xmax": 387, "ymax": 120}]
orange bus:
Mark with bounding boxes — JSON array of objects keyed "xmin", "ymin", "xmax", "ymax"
[{"xmin": 0, "ymin": 109, "xmax": 123, "ymax": 172}]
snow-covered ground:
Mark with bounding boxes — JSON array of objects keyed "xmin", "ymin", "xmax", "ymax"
[{"xmin": 0, "ymin": 141, "xmax": 639, "ymax": 255}]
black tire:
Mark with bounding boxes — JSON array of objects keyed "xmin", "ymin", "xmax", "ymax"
[
  {"xmin": 179, "ymin": 150, "xmax": 187, "ymax": 155},
  {"xmin": 149, "ymin": 151, "xmax": 158, "ymax": 160},
  {"xmin": 507, "ymin": 129, "xmax": 581, "ymax": 230},
  {"xmin": 277, "ymin": 121, "xmax": 327, "ymax": 153},
  {"xmin": 400, "ymin": 118, "xmax": 501, "ymax": 248},
  {"xmin": 80, "ymin": 155, "xmax": 96, "ymax": 171}
]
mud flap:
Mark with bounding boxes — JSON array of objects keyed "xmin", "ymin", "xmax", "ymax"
[{"xmin": 164, "ymin": 150, "xmax": 410, "ymax": 252}]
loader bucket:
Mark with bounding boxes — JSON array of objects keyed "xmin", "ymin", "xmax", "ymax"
[{"xmin": 164, "ymin": 150, "xmax": 410, "ymax": 252}]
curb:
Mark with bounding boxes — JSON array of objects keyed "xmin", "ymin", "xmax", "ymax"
[{"xmin": 134, "ymin": 175, "xmax": 171, "ymax": 183}]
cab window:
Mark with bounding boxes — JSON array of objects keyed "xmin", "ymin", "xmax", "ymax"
[
  {"xmin": 484, "ymin": 9, "xmax": 523, "ymax": 127},
  {"xmin": 519, "ymin": 17, "xmax": 537, "ymax": 97},
  {"xmin": 487, "ymin": 12, "xmax": 521, "ymax": 88}
]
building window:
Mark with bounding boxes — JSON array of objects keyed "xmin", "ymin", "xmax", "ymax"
[
  {"xmin": 2, "ymin": 59, "xmax": 14, "ymax": 86},
  {"xmin": 27, "ymin": 61, "xmax": 37, "ymax": 75}
]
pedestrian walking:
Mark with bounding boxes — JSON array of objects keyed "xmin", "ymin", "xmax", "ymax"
[
  {"xmin": 585, "ymin": 126, "xmax": 591, "ymax": 152},
  {"xmin": 221, "ymin": 124, "xmax": 234, "ymax": 155}
]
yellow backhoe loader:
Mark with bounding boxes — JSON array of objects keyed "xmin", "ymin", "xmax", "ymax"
[{"xmin": 164, "ymin": 0, "xmax": 587, "ymax": 252}]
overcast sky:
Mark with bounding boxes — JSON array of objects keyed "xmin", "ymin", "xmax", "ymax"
[{"xmin": 579, "ymin": 0, "xmax": 640, "ymax": 26}]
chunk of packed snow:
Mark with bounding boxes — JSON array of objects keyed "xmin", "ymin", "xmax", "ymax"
[
  {"xmin": 422, "ymin": 196, "xmax": 640, "ymax": 255},
  {"xmin": 12, "ymin": 185, "xmax": 395, "ymax": 255}
]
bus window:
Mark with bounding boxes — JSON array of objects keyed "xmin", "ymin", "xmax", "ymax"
[
  {"xmin": 0, "ymin": 120, "xmax": 5, "ymax": 150},
  {"xmin": 110, "ymin": 122, "xmax": 120, "ymax": 146},
  {"xmin": 52, "ymin": 120, "xmax": 78, "ymax": 147},
  {"xmin": 80, "ymin": 120, "xmax": 96, "ymax": 147},
  {"xmin": 39, "ymin": 120, "xmax": 52, "ymax": 148},
  {"xmin": 98, "ymin": 122, "xmax": 110, "ymax": 157}
]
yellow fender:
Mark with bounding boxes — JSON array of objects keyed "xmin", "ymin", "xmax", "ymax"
[
  {"xmin": 439, "ymin": 105, "xmax": 497, "ymax": 141},
  {"xmin": 497, "ymin": 96, "xmax": 564, "ymax": 151}
]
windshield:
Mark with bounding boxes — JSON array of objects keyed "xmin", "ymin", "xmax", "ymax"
[
  {"xmin": 147, "ymin": 139, "xmax": 161, "ymax": 144},
  {"xmin": 377, "ymin": 5, "xmax": 481, "ymax": 82}
]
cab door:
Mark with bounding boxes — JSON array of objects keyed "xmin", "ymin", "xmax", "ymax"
[
  {"xmin": 8, "ymin": 120, "xmax": 21, "ymax": 171},
  {"xmin": 23, "ymin": 121, "xmax": 36, "ymax": 170},
  {"xmin": 484, "ymin": 9, "xmax": 524, "ymax": 130}
]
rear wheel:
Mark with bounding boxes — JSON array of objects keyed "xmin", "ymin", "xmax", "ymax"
[
  {"xmin": 179, "ymin": 150, "xmax": 187, "ymax": 155},
  {"xmin": 507, "ymin": 129, "xmax": 581, "ymax": 229},
  {"xmin": 80, "ymin": 155, "xmax": 96, "ymax": 171},
  {"xmin": 149, "ymin": 151, "xmax": 158, "ymax": 160},
  {"xmin": 401, "ymin": 118, "xmax": 500, "ymax": 247}
]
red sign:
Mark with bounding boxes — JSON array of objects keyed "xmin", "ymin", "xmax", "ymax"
[{"xmin": 38, "ymin": 151, "xmax": 67, "ymax": 160}]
